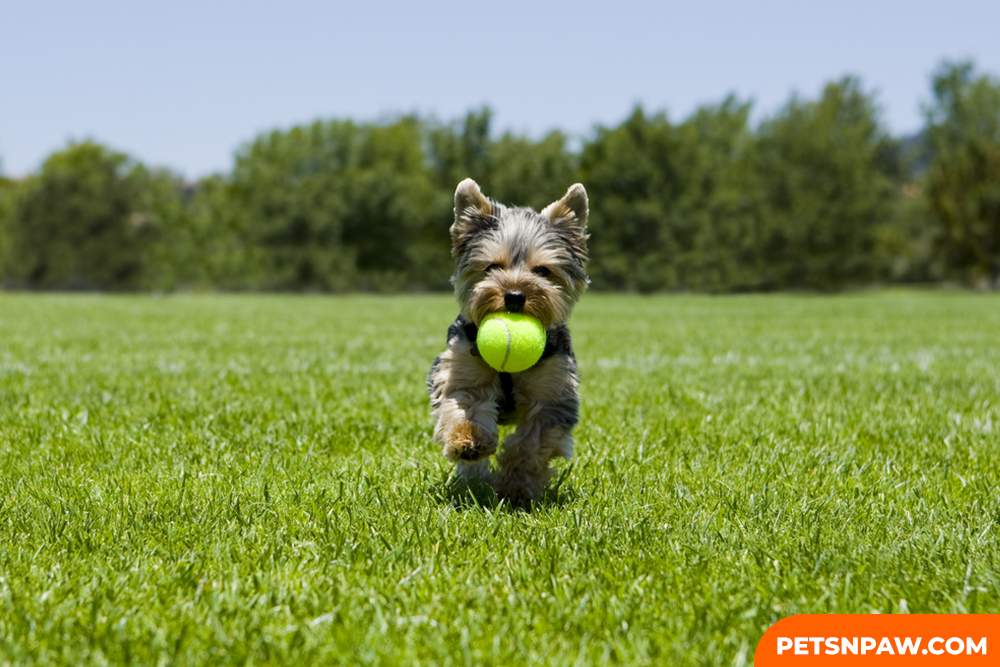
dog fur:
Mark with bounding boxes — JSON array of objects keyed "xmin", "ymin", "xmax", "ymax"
[{"xmin": 427, "ymin": 179, "xmax": 589, "ymax": 504}]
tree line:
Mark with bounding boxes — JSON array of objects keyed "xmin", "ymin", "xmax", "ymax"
[{"xmin": 1, "ymin": 61, "xmax": 998, "ymax": 293}]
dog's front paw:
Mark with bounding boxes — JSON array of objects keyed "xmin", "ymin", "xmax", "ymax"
[{"xmin": 442, "ymin": 421, "xmax": 498, "ymax": 463}]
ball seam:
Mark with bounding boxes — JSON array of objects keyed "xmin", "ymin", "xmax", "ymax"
[{"xmin": 500, "ymin": 320, "xmax": 512, "ymax": 371}]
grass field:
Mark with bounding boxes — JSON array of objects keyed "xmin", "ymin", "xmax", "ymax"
[{"xmin": 1, "ymin": 292, "xmax": 998, "ymax": 666}]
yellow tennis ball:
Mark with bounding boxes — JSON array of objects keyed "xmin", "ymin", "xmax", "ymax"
[{"xmin": 477, "ymin": 313, "xmax": 546, "ymax": 373}]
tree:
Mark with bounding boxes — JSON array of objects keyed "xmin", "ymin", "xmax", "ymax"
[
  {"xmin": 664, "ymin": 97, "xmax": 763, "ymax": 291},
  {"xmin": 3, "ymin": 142, "xmax": 156, "ymax": 290},
  {"xmin": 428, "ymin": 108, "xmax": 494, "ymax": 192},
  {"xmin": 924, "ymin": 61, "xmax": 1000, "ymax": 287},
  {"xmin": 754, "ymin": 77, "xmax": 900, "ymax": 290},
  {"xmin": 579, "ymin": 101, "xmax": 761, "ymax": 292},
  {"xmin": 0, "ymin": 165, "xmax": 13, "ymax": 276},
  {"xmin": 229, "ymin": 117, "xmax": 449, "ymax": 291},
  {"xmin": 487, "ymin": 130, "xmax": 577, "ymax": 211},
  {"xmin": 426, "ymin": 109, "xmax": 576, "ymax": 212},
  {"xmin": 578, "ymin": 107, "xmax": 680, "ymax": 291}
]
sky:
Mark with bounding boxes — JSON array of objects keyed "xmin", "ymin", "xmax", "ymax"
[{"xmin": 2, "ymin": 0, "xmax": 1000, "ymax": 179}]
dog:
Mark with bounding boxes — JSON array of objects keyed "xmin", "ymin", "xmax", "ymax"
[{"xmin": 427, "ymin": 178, "xmax": 589, "ymax": 504}]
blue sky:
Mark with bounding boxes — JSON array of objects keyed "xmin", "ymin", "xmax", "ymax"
[{"xmin": 2, "ymin": 0, "xmax": 999, "ymax": 178}]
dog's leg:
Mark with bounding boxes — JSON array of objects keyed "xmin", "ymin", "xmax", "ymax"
[
  {"xmin": 493, "ymin": 353, "xmax": 578, "ymax": 504},
  {"xmin": 429, "ymin": 344, "xmax": 501, "ymax": 466},
  {"xmin": 433, "ymin": 393, "xmax": 499, "ymax": 464},
  {"xmin": 494, "ymin": 416, "xmax": 573, "ymax": 504}
]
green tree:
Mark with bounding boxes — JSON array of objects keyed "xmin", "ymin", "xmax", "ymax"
[
  {"xmin": 138, "ymin": 172, "xmax": 252, "ymax": 292},
  {"xmin": 580, "ymin": 101, "xmax": 761, "ymax": 292},
  {"xmin": 924, "ymin": 61, "xmax": 1000, "ymax": 287},
  {"xmin": 178, "ymin": 175, "xmax": 270, "ymax": 290},
  {"xmin": 229, "ymin": 117, "xmax": 449, "ymax": 291},
  {"xmin": 754, "ymin": 77, "xmax": 900, "ymax": 290},
  {"xmin": 0, "ymin": 166, "xmax": 14, "ymax": 276},
  {"xmin": 428, "ymin": 108, "xmax": 494, "ymax": 192},
  {"xmin": 488, "ymin": 130, "xmax": 577, "ymax": 211},
  {"xmin": 579, "ymin": 107, "xmax": 679, "ymax": 291},
  {"xmin": 3, "ymin": 142, "xmax": 157, "ymax": 290},
  {"xmin": 664, "ymin": 97, "xmax": 763, "ymax": 291},
  {"xmin": 427, "ymin": 109, "xmax": 576, "ymax": 211}
]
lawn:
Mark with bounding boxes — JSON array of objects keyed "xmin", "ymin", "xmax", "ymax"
[{"xmin": 1, "ymin": 292, "xmax": 998, "ymax": 666}]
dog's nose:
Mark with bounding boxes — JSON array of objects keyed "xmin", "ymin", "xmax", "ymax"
[{"xmin": 504, "ymin": 291, "xmax": 526, "ymax": 312}]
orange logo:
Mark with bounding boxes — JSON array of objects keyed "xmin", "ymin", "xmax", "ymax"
[{"xmin": 755, "ymin": 615, "xmax": 998, "ymax": 665}]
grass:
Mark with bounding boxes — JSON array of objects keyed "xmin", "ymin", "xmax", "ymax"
[{"xmin": 0, "ymin": 291, "xmax": 998, "ymax": 666}]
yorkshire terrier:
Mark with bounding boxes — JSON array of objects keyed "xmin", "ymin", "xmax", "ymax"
[{"xmin": 427, "ymin": 178, "xmax": 589, "ymax": 504}]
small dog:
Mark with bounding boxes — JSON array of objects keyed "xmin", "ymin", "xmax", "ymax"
[{"xmin": 427, "ymin": 179, "xmax": 589, "ymax": 503}]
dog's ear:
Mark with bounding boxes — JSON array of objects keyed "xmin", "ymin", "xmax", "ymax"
[
  {"xmin": 542, "ymin": 184, "xmax": 588, "ymax": 234},
  {"xmin": 541, "ymin": 183, "xmax": 589, "ymax": 254},
  {"xmin": 451, "ymin": 178, "xmax": 496, "ymax": 256}
]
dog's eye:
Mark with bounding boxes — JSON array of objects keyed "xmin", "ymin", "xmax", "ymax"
[
  {"xmin": 531, "ymin": 266, "xmax": 551, "ymax": 278},
  {"xmin": 485, "ymin": 263, "xmax": 502, "ymax": 273}
]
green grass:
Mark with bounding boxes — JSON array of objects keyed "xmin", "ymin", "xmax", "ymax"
[{"xmin": 1, "ymin": 292, "xmax": 998, "ymax": 666}]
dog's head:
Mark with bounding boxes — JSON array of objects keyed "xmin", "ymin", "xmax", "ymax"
[{"xmin": 450, "ymin": 179, "xmax": 589, "ymax": 329}]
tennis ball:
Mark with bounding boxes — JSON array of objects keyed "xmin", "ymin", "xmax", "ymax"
[{"xmin": 477, "ymin": 313, "xmax": 546, "ymax": 373}]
